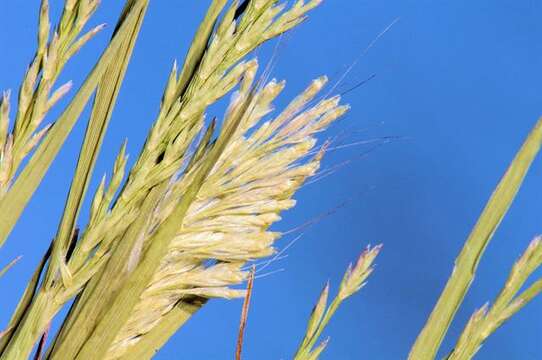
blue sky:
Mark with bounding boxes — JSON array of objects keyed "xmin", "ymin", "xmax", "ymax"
[{"xmin": 2, "ymin": 1, "xmax": 542, "ymax": 359}]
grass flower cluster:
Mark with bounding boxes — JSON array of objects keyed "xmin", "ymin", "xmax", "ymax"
[
  {"xmin": 0, "ymin": 1, "xmax": 369, "ymax": 359},
  {"xmin": 0, "ymin": 0, "xmax": 103, "ymax": 199},
  {"xmin": 2, "ymin": 1, "xmax": 542, "ymax": 359},
  {"xmin": 294, "ymin": 245, "xmax": 381, "ymax": 360}
]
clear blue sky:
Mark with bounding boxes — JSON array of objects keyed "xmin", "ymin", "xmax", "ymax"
[{"xmin": 2, "ymin": 1, "xmax": 542, "ymax": 359}]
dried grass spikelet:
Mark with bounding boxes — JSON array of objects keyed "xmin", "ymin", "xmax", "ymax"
[
  {"xmin": 68, "ymin": 0, "xmax": 319, "ymax": 246},
  {"xmin": 104, "ymin": 68, "xmax": 349, "ymax": 358}
]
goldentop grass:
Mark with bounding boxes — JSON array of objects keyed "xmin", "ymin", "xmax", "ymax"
[{"xmin": 1, "ymin": 1, "xmax": 542, "ymax": 359}]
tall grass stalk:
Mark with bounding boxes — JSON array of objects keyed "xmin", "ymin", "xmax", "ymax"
[{"xmin": 409, "ymin": 118, "xmax": 542, "ymax": 360}]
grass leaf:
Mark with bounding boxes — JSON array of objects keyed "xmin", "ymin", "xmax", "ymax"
[
  {"xmin": 44, "ymin": 0, "xmax": 149, "ymax": 287},
  {"xmin": 409, "ymin": 117, "xmax": 542, "ymax": 360}
]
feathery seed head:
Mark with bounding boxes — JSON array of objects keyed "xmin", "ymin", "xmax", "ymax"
[
  {"xmin": 125, "ymin": 75, "xmax": 348, "ymax": 329},
  {"xmin": 52, "ymin": 1, "xmax": 340, "ymax": 357},
  {"xmin": 338, "ymin": 244, "xmax": 382, "ymax": 300}
]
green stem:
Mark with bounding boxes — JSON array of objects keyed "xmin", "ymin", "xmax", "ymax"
[
  {"xmin": 0, "ymin": 292, "xmax": 54, "ymax": 360},
  {"xmin": 294, "ymin": 297, "xmax": 342, "ymax": 359},
  {"xmin": 408, "ymin": 118, "xmax": 542, "ymax": 360},
  {"xmin": 0, "ymin": 245, "xmax": 51, "ymax": 353}
]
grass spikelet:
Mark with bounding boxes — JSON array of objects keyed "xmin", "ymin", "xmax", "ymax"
[
  {"xmin": 446, "ymin": 237, "xmax": 542, "ymax": 360},
  {"xmin": 303, "ymin": 281, "xmax": 329, "ymax": 348},
  {"xmin": 5, "ymin": 0, "xmax": 102, "ymax": 175},
  {"xmin": 294, "ymin": 245, "xmax": 382, "ymax": 360}
]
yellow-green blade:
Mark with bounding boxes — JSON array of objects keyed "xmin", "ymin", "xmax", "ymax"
[{"xmin": 409, "ymin": 117, "xmax": 542, "ymax": 360}]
